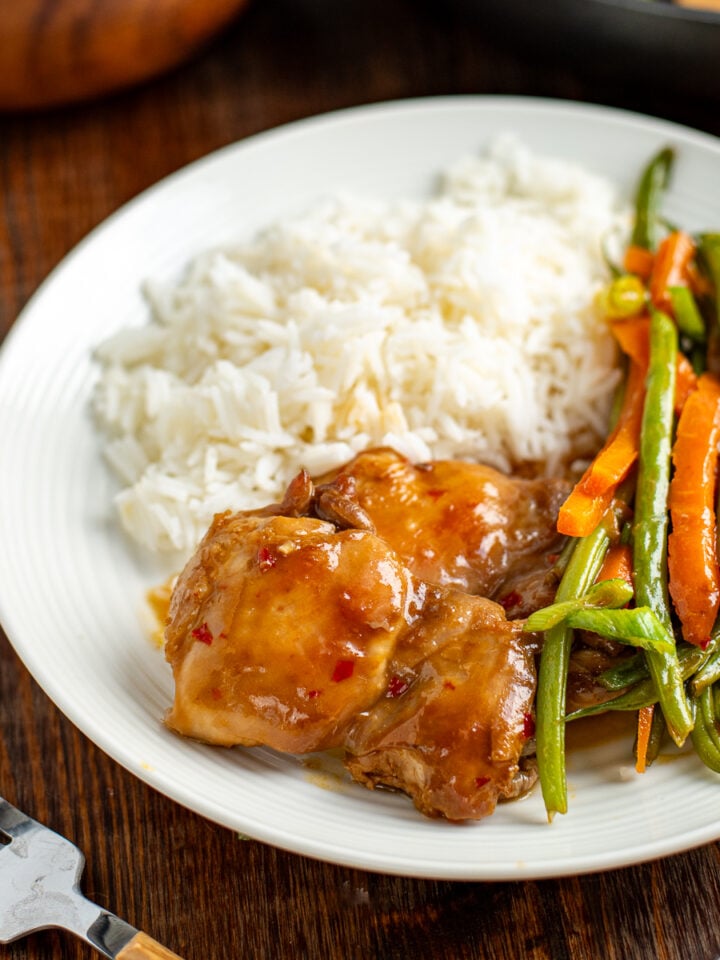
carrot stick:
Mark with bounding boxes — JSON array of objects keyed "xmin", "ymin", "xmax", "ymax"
[
  {"xmin": 613, "ymin": 317, "xmax": 696, "ymax": 413},
  {"xmin": 558, "ymin": 314, "xmax": 697, "ymax": 540},
  {"xmin": 674, "ymin": 352, "xmax": 698, "ymax": 416},
  {"xmin": 635, "ymin": 704, "xmax": 655, "ymax": 774},
  {"xmin": 668, "ymin": 372, "xmax": 720, "ymax": 648},
  {"xmin": 649, "ymin": 230, "xmax": 696, "ymax": 314},
  {"xmin": 579, "ymin": 360, "xmax": 647, "ymax": 498},
  {"xmin": 557, "ymin": 323, "xmax": 650, "ymax": 538},
  {"xmin": 596, "ymin": 542, "xmax": 634, "ymax": 588},
  {"xmin": 624, "ymin": 245, "xmax": 655, "ymax": 280},
  {"xmin": 611, "ymin": 315, "xmax": 650, "ymax": 366},
  {"xmin": 556, "ymin": 485, "xmax": 616, "ymax": 539}
]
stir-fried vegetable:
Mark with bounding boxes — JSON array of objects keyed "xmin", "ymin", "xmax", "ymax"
[
  {"xmin": 649, "ymin": 231, "xmax": 696, "ymax": 313},
  {"xmin": 633, "ymin": 309, "xmax": 693, "ymax": 745},
  {"xmin": 634, "ymin": 704, "xmax": 655, "ymax": 774},
  {"xmin": 556, "ymin": 336, "xmax": 647, "ymax": 539},
  {"xmin": 596, "ymin": 541, "xmax": 633, "ymax": 587},
  {"xmin": 668, "ymin": 374, "xmax": 720, "ymax": 648},
  {"xmin": 698, "ymin": 233, "xmax": 720, "ymax": 324},
  {"xmin": 630, "ymin": 146, "xmax": 674, "ymax": 251},
  {"xmin": 526, "ymin": 580, "xmax": 677, "ymax": 656},
  {"xmin": 529, "ymin": 145, "xmax": 720, "ymax": 819},
  {"xmin": 670, "ymin": 284, "xmax": 706, "ymax": 342},
  {"xmin": 534, "ymin": 513, "xmax": 615, "ymax": 819},
  {"xmin": 525, "ymin": 579, "xmax": 632, "ymax": 631},
  {"xmin": 624, "ymin": 245, "xmax": 655, "ymax": 281},
  {"xmin": 691, "ymin": 686, "xmax": 720, "ymax": 773}
]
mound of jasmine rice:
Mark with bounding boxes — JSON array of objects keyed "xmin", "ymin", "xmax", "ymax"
[{"xmin": 93, "ymin": 136, "xmax": 627, "ymax": 553}]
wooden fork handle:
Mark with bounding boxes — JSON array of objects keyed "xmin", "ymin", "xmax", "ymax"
[{"xmin": 116, "ymin": 931, "xmax": 184, "ymax": 959}]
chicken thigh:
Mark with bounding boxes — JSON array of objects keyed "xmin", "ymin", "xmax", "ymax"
[
  {"xmin": 165, "ymin": 512, "xmax": 416, "ymax": 753},
  {"xmin": 316, "ymin": 448, "xmax": 569, "ymax": 599},
  {"xmin": 164, "ymin": 495, "xmax": 539, "ymax": 819},
  {"xmin": 345, "ymin": 588, "xmax": 537, "ymax": 820}
]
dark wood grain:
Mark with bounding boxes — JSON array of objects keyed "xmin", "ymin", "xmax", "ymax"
[{"xmin": 2, "ymin": 1, "xmax": 720, "ymax": 957}]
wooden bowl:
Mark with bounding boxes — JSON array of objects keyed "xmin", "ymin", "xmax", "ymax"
[{"xmin": 0, "ymin": 0, "xmax": 251, "ymax": 111}]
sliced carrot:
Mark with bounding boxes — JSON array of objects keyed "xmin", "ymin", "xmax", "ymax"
[
  {"xmin": 579, "ymin": 433, "xmax": 637, "ymax": 498},
  {"xmin": 668, "ymin": 372, "xmax": 720, "ymax": 648},
  {"xmin": 624, "ymin": 244, "xmax": 655, "ymax": 280},
  {"xmin": 649, "ymin": 230, "xmax": 696, "ymax": 314},
  {"xmin": 596, "ymin": 542, "xmax": 634, "ymax": 588},
  {"xmin": 635, "ymin": 704, "xmax": 655, "ymax": 774},
  {"xmin": 674, "ymin": 352, "xmax": 698, "ymax": 416},
  {"xmin": 557, "ymin": 333, "xmax": 648, "ymax": 538},
  {"xmin": 556, "ymin": 485, "xmax": 616, "ymax": 539},
  {"xmin": 580, "ymin": 360, "xmax": 647, "ymax": 498},
  {"xmin": 611, "ymin": 315, "xmax": 650, "ymax": 366},
  {"xmin": 558, "ymin": 313, "xmax": 697, "ymax": 540}
]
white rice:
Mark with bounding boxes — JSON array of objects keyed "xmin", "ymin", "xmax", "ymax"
[{"xmin": 93, "ymin": 136, "xmax": 627, "ymax": 553}]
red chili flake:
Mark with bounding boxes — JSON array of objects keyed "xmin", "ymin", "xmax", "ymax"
[
  {"xmin": 701, "ymin": 636, "xmax": 712, "ymax": 651},
  {"xmin": 386, "ymin": 675, "xmax": 409, "ymax": 698},
  {"xmin": 331, "ymin": 659, "xmax": 355, "ymax": 683},
  {"xmin": 210, "ymin": 687, "xmax": 223, "ymax": 701},
  {"xmin": 443, "ymin": 680, "xmax": 456, "ymax": 691},
  {"xmin": 257, "ymin": 546, "xmax": 277, "ymax": 572},
  {"xmin": 426, "ymin": 488, "xmax": 446, "ymax": 500},
  {"xmin": 523, "ymin": 712, "xmax": 536, "ymax": 739},
  {"xmin": 474, "ymin": 776, "xmax": 490, "ymax": 789},
  {"xmin": 498, "ymin": 591, "xmax": 522, "ymax": 611},
  {"xmin": 546, "ymin": 553, "xmax": 560, "ymax": 566},
  {"xmin": 191, "ymin": 622, "xmax": 213, "ymax": 645},
  {"xmin": 307, "ymin": 689, "xmax": 322, "ymax": 699}
]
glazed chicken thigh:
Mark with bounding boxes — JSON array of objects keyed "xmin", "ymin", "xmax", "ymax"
[
  {"xmin": 345, "ymin": 588, "xmax": 537, "ymax": 820},
  {"xmin": 165, "ymin": 512, "xmax": 416, "ymax": 753},
  {"xmin": 318, "ymin": 448, "xmax": 569, "ymax": 599},
  {"xmin": 164, "ymin": 449, "xmax": 567, "ymax": 820}
]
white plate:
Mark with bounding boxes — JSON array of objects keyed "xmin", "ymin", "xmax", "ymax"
[{"xmin": 1, "ymin": 96, "xmax": 719, "ymax": 880}]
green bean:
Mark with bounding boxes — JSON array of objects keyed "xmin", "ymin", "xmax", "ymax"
[
  {"xmin": 606, "ymin": 362, "xmax": 629, "ymax": 432},
  {"xmin": 602, "ymin": 236, "xmax": 623, "ymax": 279},
  {"xmin": 646, "ymin": 705, "xmax": 667, "ymax": 767},
  {"xmin": 690, "ymin": 638, "xmax": 720, "ymax": 697},
  {"xmin": 691, "ymin": 725, "xmax": 720, "ymax": 774},
  {"xmin": 691, "ymin": 686, "xmax": 720, "ymax": 774},
  {"xmin": 632, "ymin": 309, "xmax": 693, "ymax": 745},
  {"xmin": 679, "ymin": 640, "xmax": 718, "ymax": 679},
  {"xmin": 712, "ymin": 684, "xmax": 720, "ymax": 722},
  {"xmin": 630, "ymin": 147, "xmax": 675, "ymax": 251},
  {"xmin": 599, "ymin": 651, "xmax": 647, "ymax": 692},
  {"xmin": 690, "ymin": 342, "xmax": 707, "ymax": 377},
  {"xmin": 577, "ymin": 637, "xmax": 720, "ymax": 723},
  {"xmin": 600, "ymin": 639, "xmax": 716, "ymax": 692},
  {"xmin": 550, "ymin": 536, "xmax": 576, "ymax": 582},
  {"xmin": 568, "ymin": 680, "xmax": 658, "ymax": 721},
  {"xmin": 669, "ymin": 285, "xmax": 706, "ymax": 342},
  {"xmin": 535, "ymin": 513, "xmax": 614, "ymax": 820},
  {"xmin": 698, "ymin": 233, "xmax": 720, "ymax": 327},
  {"xmin": 572, "ymin": 658, "xmax": 700, "ymax": 718}
]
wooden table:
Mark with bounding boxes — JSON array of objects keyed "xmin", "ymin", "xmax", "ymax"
[{"xmin": 2, "ymin": 2, "xmax": 720, "ymax": 957}]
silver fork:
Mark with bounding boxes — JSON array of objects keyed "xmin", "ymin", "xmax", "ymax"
[{"xmin": 0, "ymin": 796, "xmax": 184, "ymax": 958}]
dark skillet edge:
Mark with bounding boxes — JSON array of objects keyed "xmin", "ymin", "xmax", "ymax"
[{"xmin": 442, "ymin": 0, "xmax": 720, "ymax": 100}]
